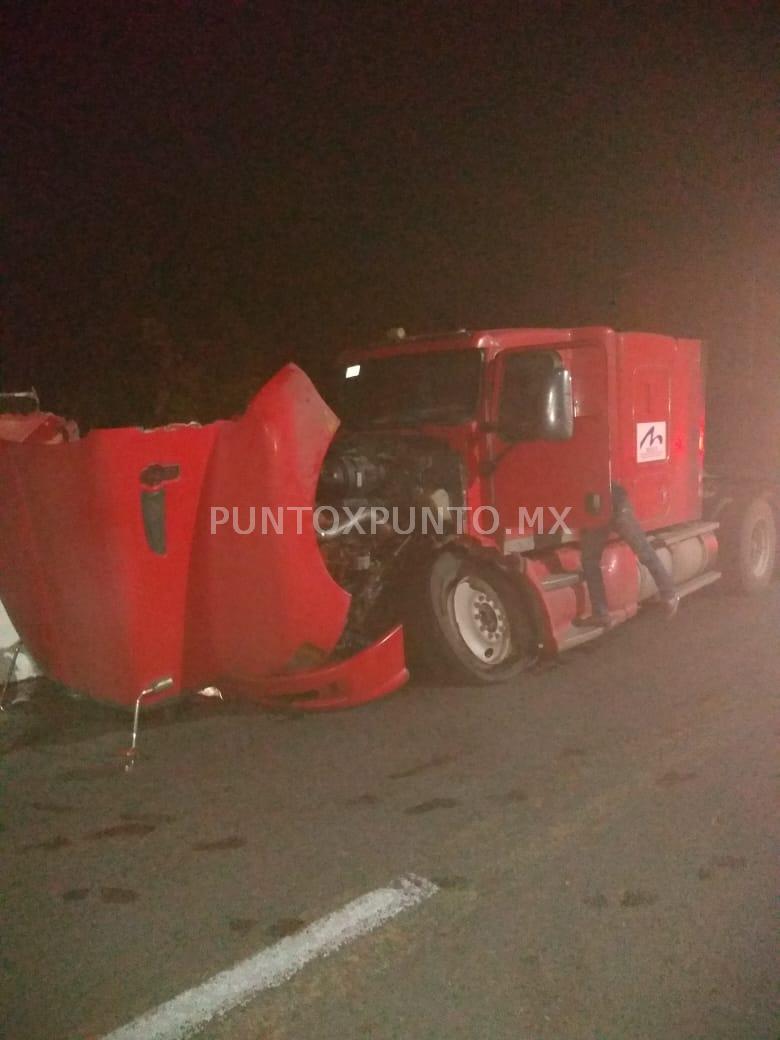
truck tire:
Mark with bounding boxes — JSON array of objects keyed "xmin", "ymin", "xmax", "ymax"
[
  {"xmin": 719, "ymin": 496, "xmax": 776, "ymax": 595},
  {"xmin": 413, "ymin": 551, "xmax": 539, "ymax": 684}
]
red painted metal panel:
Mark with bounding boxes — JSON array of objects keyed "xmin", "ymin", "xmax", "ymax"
[
  {"xmin": 488, "ymin": 335, "xmax": 613, "ymax": 536},
  {"xmin": 182, "ymin": 365, "xmax": 351, "ymax": 686},
  {"xmin": 0, "ymin": 421, "xmax": 219, "ymax": 705},
  {"xmin": 612, "ymin": 333, "xmax": 703, "ymax": 529},
  {"xmin": 0, "ymin": 366, "xmax": 403, "ymax": 711},
  {"xmin": 228, "ymin": 625, "xmax": 408, "ymax": 712},
  {"xmin": 0, "ymin": 412, "xmax": 77, "ymax": 444}
]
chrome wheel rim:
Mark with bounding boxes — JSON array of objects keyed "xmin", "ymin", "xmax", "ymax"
[{"xmin": 450, "ymin": 576, "xmax": 513, "ymax": 665}]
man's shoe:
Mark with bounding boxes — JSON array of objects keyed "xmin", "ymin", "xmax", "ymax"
[
  {"xmin": 573, "ymin": 612, "xmax": 614, "ymax": 630},
  {"xmin": 661, "ymin": 592, "xmax": 680, "ymax": 619}
]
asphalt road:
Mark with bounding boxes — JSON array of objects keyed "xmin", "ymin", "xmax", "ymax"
[{"xmin": 1, "ymin": 585, "xmax": 778, "ymax": 1040}]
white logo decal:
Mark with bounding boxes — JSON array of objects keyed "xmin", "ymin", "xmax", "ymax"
[{"xmin": 636, "ymin": 421, "xmax": 667, "ymax": 463}]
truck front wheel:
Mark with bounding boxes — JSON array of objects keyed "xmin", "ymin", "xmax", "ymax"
[
  {"xmin": 415, "ymin": 552, "xmax": 539, "ymax": 684},
  {"xmin": 719, "ymin": 496, "xmax": 776, "ymax": 595}
]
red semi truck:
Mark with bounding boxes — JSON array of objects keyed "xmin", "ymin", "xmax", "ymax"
[
  {"xmin": 316, "ymin": 325, "xmax": 776, "ymax": 682},
  {"xmin": 0, "ymin": 325, "xmax": 775, "ymax": 711}
]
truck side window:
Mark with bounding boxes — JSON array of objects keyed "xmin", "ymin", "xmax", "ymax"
[{"xmin": 498, "ymin": 351, "xmax": 558, "ymax": 441}]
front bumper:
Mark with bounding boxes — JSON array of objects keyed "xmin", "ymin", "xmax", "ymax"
[{"xmin": 227, "ymin": 625, "xmax": 409, "ymax": 712}]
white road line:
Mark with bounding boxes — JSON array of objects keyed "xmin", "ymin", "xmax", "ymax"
[{"xmin": 101, "ymin": 874, "xmax": 438, "ymax": 1040}]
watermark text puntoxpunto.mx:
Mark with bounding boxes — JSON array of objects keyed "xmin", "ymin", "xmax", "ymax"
[{"xmin": 209, "ymin": 505, "xmax": 573, "ymax": 537}]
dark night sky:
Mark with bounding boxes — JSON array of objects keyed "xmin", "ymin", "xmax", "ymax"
[{"xmin": 3, "ymin": 1, "xmax": 778, "ymax": 426}]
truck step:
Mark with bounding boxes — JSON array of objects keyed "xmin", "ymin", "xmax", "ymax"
[
  {"xmin": 539, "ymin": 571, "xmax": 583, "ymax": 591},
  {"xmin": 557, "ymin": 621, "xmax": 608, "ymax": 651},
  {"xmin": 674, "ymin": 570, "xmax": 721, "ymax": 598}
]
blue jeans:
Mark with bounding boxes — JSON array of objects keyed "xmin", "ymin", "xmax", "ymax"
[{"xmin": 580, "ymin": 485, "xmax": 675, "ymax": 616}]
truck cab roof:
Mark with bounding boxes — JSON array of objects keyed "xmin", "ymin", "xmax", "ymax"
[{"xmin": 343, "ymin": 326, "xmax": 637, "ymax": 363}]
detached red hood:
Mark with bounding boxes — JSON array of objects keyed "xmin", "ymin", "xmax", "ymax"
[{"xmin": 0, "ymin": 365, "xmax": 407, "ymax": 710}]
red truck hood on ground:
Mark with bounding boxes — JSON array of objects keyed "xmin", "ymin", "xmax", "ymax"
[{"xmin": 0, "ymin": 365, "xmax": 408, "ymax": 710}]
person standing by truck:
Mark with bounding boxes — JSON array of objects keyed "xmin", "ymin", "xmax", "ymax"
[{"xmin": 576, "ymin": 484, "xmax": 680, "ymax": 627}]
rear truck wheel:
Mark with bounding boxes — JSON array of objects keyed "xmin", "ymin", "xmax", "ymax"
[
  {"xmin": 719, "ymin": 496, "xmax": 776, "ymax": 595},
  {"xmin": 413, "ymin": 551, "xmax": 539, "ymax": 684}
]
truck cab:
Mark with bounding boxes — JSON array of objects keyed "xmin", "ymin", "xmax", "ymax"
[{"xmin": 318, "ymin": 326, "xmax": 721, "ymax": 682}]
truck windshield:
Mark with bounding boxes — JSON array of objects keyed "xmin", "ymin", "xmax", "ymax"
[{"xmin": 339, "ymin": 349, "xmax": 482, "ymax": 429}]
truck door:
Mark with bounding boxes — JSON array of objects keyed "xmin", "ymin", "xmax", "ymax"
[{"xmin": 488, "ymin": 343, "xmax": 612, "ymax": 545}]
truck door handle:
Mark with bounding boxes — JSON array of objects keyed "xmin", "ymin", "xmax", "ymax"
[{"xmin": 139, "ymin": 463, "xmax": 181, "ymax": 555}]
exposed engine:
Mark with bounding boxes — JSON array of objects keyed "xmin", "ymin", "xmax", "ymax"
[{"xmin": 316, "ymin": 433, "xmax": 465, "ymax": 648}]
